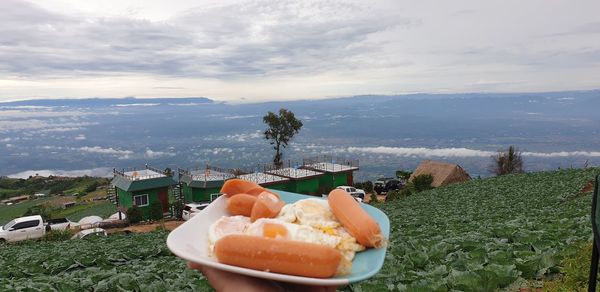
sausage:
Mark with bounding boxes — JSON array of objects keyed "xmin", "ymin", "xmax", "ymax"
[
  {"xmin": 246, "ymin": 187, "xmax": 279, "ymax": 198},
  {"xmin": 328, "ymin": 189, "xmax": 384, "ymax": 248},
  {"xmin": 214, "ymin": 234, "xmax": 342, "ymax": 278},
  {"xmin": 221, "ymin": 179, "xmax": 261, "ymax": 197},
  {"xmin": 226, "ymin": 194, "xmax": 257, "ymax": 216},
  {"xmin": 250, "ymin": 192, "xmax": 285, "ymax": 222}
]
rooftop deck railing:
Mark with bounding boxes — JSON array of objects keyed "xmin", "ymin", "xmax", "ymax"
[
  {"xmin": 302, "ymin": 155, "xmax": 359, "ymax": 171},
  {"xmin": 113, "ymin": 165, "xmax": 167, "ymax": 181}
]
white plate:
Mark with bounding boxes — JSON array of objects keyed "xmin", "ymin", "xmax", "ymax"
[{"xmin": 167, "ymin": 190, "xmax": 390, "ymax": 286}]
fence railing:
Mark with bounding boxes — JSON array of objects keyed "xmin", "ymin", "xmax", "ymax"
[
  {"xmin": 113, "ymin": 165, "xmax": 167, "ymax": 181},
  {"xmin": 302, "ymin": 155, "xmax": 359, "ymax": 169}
]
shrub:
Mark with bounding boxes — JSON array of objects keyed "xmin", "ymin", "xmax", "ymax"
[
  {"xmin": 44, "ymin": 229, "xmax": 72, "ymax": 241},
  {"xmin": 492, "ymin": 145, "xmax": 524, "ymax": 176},
  {"xmin": 149, "ymin": 201, "xmax": 164, "ymax": 221},
  {"xmin": 413, "ymin": 174, "xmax": 433, "ymax": 193},
  {"xmin": 395, "ymin": 170, "xmax": 413, "ymax": 180},
  {"xmin": 172, "ymin": 200, "xmax": 184, "ymax": 219},
  {"xmin": 386, "ymin": 189, "xmax": 403, "ymax": 201},
  {"xmin": 23, "ymin": 205, "xmax": 50, "ymax": 221},
  {"xmin": 369, "ymin": 193, "xmax": 378, "ymax": 203},
  {"xmin": 127, "ymin": 206, "xmax": 143, "ymax": 224}
]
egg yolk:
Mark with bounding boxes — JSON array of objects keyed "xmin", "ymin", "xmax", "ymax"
[{"xmin": 262, "ymin": 222, "xmax": 288, "ymax": 239}]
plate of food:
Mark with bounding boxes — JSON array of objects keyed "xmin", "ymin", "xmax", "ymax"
[{"xmin": 167, "ymin": 179, "xmax": 390, "ymax": 286}]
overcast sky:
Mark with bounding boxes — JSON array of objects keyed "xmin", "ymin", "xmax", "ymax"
[{"xmin": 1, "ymin": 0, "xmax": 599, "ymax": 103}]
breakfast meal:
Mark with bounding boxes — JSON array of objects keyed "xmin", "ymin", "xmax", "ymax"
[{"xmin": 207, "ymin": 178, "xmax": 386, "ymax": 278}]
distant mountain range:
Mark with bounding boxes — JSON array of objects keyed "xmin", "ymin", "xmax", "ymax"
[{"xmin": 1, "ymin": 90, "xmax": 600, "ymax": 180}]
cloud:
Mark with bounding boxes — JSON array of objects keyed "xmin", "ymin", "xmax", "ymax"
[
  {"xmin": 347, "ymin": 146, "xmax": 496, "ymax": 158},
  {"xmin": 112, "ymin": 103, "xmax": 160, "ymax": 107},
  {"xmin": 522, "ymin": 151, "xmax": 600, "ymax": 158},
  {"xmin": 144, "ymin": 149, "xmax": 175, "ymax": 159},
  {"xmin": 0, "ymin": 0, "xmax": 403, "ymax": 79},
  {"xmin": 77, "ymin": 146, "xmax": 133, "ymax": 156},
  {"xmin": 225, "ymin": 131, "xmax": 262, "ymax": 142},
  {"xmin": 346, "ymin": 146, "xmax": 600, "ymax": 158}
]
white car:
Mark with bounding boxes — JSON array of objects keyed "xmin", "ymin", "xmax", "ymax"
[
  {"xmin": 182, "ymin": 202, "xmax": 210, "ymax": 221},
  {"xmin": 335, "ymin": 186, "xmax": 366, "ymax": 200},
  {"xmin": 0, "ymin": 215, "xmax": 45, "ymax": 243}
]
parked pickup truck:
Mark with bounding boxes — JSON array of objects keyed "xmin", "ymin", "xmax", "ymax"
[
  {"xmin": 0, "ymin": 215, "xmax": 46, "ymax": 243},
  {"xmin": 335, "ymin": 186, "xmax": 366, "ymax": 200}
]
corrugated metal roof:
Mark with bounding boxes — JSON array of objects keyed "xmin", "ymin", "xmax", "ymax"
[{"xmin": 111, "ymin": 175, "xmax": 176, "ymax": 192}]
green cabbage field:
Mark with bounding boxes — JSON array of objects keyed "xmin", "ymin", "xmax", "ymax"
[{"xmin": 1, "ymin": 168, "xmax": 598, "ymax": 291}]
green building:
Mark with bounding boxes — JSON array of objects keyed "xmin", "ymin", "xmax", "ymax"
[
  {"xmin": 179, "ymin": 168, "xmax": 234, "ymax": 203},
  {"xmin": 264, "ymin": 167, "xmax": 325, "ymax": 195},
  {"xmin": 111, "ymin": 166, "xmax": 176, "ymax": 218},
  {"xmin": 301, "ymin": 158, "xmax": 359, "ymax": 191}
]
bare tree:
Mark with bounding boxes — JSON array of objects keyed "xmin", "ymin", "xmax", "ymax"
[{"xmin": 492, "ymin": 145, "xmax": 524, "ymax": 175}]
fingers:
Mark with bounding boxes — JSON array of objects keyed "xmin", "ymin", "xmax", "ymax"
[
  {"xmin": 188, "ymin": 262, "xmax": 284, "ymax": 292},
  {"xmin": 187, "ymin": 262, "xmax": 339, "ymax": 292}
]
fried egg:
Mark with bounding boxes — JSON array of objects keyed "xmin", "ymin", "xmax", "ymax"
[
  {"xmin": 246, "ymin": 218, "xmax": 341, "ymax": 248},
  {"xmin": 277, "ymin": 198, "xmax": 340, "ymax": 230},
  {"xmin": 208, "ymin": 215, "xmax": 250, "ymax": 250}
]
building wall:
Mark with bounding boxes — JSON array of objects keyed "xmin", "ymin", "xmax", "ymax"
[
  {"xmin": 193, "ymin": 186, "xmax": 221, "ymax": 202},
  {"xmin": 294, "ymin": 177, "xmax": 321, "ymax": 195},
  {"xmin": 182, "ymin": 184, "xmax": 222, "ymax": 203},
  {"xmin": 182, "ymin": 184, "xmax": 193, "ymax": 203},
  {"xmin": 263, "ymin": 182, "xmax": 292, "ymax": 192},
  {"xmin": 333, "ymin": 172, "xmax": 350, "ymax": 187},
  {"xmin": 117, "ymin": 187, "xmax": 167, "ymax": 219},
  {"xmin": 317, "ymin": 173, "xmax": 335, "ymax": 191}
]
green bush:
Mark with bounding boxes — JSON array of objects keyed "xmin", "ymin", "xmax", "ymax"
[
  {"xmin": 413, "ymin": 174, "xmax": 433, "ymax": 193},
  {"xmin": 149, "ymin": 201, "xmax": 164, "ymax": 221},
  {"xmin": 369, "ymin": 193, "xmax": 378, "ymax": 203},
  {"xmin": 44, "ymin": 229, "xmax": 72, "ymax": 241},
  {"xmin": 172, "ymin": 200, "xmax": 184, "ymax": 219},
  {"xmin": 386, "ymin": 189, "xmax": 403, "ymax": 201},
  {"xmin": 354, "ymin": 181, "xmax": 373, "ymax": 193},
  {"xmin": 127, "ymin": 206, "xmax": 143, "ymax": 224},
  {"xmin": 23, "ymin": 205, "xmax": 50, "ymax": 221},
  {"xmin": 395, "ymin": 170, "xmax": 413, "ymax": 180}
]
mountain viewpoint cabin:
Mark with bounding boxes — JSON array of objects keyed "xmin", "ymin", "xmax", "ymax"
[
  {"xmin": 111, "ymin": 165, "xmax": 177, "ymax": 218},
  {"xmin": 409, "ymin": 160, "xmax": 471, "ymax": 187}
]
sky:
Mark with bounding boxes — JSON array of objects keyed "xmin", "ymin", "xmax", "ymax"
[{"xmin": 0, "ymin": 0, "xmax": 599, "ymax": 103}]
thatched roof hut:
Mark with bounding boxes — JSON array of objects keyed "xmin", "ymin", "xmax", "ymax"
[{"xmin": 409, "ymin": 160, "xmax": 470, "ymax": 187}]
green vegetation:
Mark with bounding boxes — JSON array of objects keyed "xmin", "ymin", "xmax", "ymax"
[
  {"xmin": 493, "ymin": 145, "xmax": 524, "ymax": 176},
  {"xmin": 385, "ymin": 174, "xmax": 433, "ymax": 202},
  {"xmin": 0, "ymin": 232, "xmax": 209, "ymax": 291},
  {"xmin": 349, "ymin": 168, "xmax": 598, "ymax": 291},
  {"xmin": 0, "ymin": 168, "xmax": 598, "ymax": 291},
  {"xmin": 395, "ymin": 170, "xmax": 413, "ymax": 180},
  {"xmin": 541, "ymin": 242, "xmax": 594, "ymax": 291},
  {"xmin": 0, "ymin": 197, "xmax": 53, "ymax": 225},
  {"xmin": 127, "ymin": 206, "xmax": 143, "ymax": 224},
  {"xmin": 0, "ymin": 176, "xmax": 109, "ymax": 200},
  {"xmin": 43, "ymin": 229, "xmax": 73, "ymax": 242},
  {"xmin": 263, "ymin": 108, "xmax": 303, "ymax": 167},
  {"xmin": 50, "ymin": 202, "xmax": 117, "ymax": 222},
  {"xmin": 149, "ymin": 201, "xmax": 165, "ymax": 221}
]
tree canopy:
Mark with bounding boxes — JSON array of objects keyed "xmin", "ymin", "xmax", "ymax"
[{"xmin": 263, "ymin": 108, "xmax": 303, "ymax": 167}]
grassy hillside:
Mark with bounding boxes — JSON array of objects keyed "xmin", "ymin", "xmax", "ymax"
[
  {"xmin": 0, "ymin": 176, "xmax": 109, "ymax": 200},
  {"xmin": 0, "ymin": 197, "xmax": 53, "ymax": 226},
  {"xmin": 0, "ymin": 168, "xmax": 598, "ymax": 291}
]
